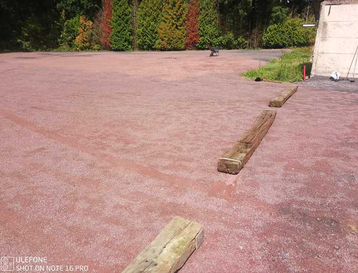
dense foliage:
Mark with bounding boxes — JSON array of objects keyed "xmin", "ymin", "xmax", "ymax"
[
  {"xmin": 101, "ymin": 0, "xmax": 112, "ymax": 49},
  {"xmin": 75, "ymin": 15, "xmax": 99, "ymax": 50},
  {"xmin": 156, "ymin": 0, "xmax": 188, "ymax": 50},
  {"xmin": 263, "ymin": 17, "xmax": 316, "ymax": 48},
  {"xmin": 0, "ymin": 0, "xmax": 316, "ymax": 52},
  {"xmin": 197, "ymin": 0, "xmax": 221, "ymax": 49},
  {"xmin": 59, "ymin": 14, "xmax": 81, "ymax": 49},
  {"xmin": 243, "ymin": 47, "xmax": 312, "ymax": 82},
  {"xmin": 137, "ymin": 0, "xmax": 163, "ymax": 50},
  {"xmin": 185, "ymin": 0, "xmax": 200, "ymax": 49},
  {"xmin": 110, "ymin": 0, "xmax": 132, "ymax": 51},
  {"xmin": 57, "ymin": 0, "xmax": 102, "ymax": 19}
]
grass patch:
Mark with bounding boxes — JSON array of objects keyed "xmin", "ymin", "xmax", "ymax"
[{"xmin": 242, "ymin": 47, "xmax": 313, "ymax": 82}]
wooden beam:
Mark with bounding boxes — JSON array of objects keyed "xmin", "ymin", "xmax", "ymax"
[
  {"xmin": 269, "ymin": 86, "xmax": 298, "ymax": 107},
  {"xmin": 218, "ymin": 110, "xmax": 276, "ymax": 175},
  {"xmin": 123, "ymin": 217, "xmax": 204, "ymax": 273}
]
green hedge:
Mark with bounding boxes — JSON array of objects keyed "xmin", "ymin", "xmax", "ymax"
[
  {"xmin": 110, "ymin": 0, "xmax": 132, "ymax": 51},
  {"xmin": 137, "ymin": 0, "xmax": 163, "ymax": 50},
  {"xmin": 156, "ymin": 0, "xmax": 187, "ymax": 50},
  {"xmin": 59, "ymin": 15, "xmax": 80, "ymax": 49},
  {"xmin": 197, "ymin": 0, "xmax": 221, "ymax": 49},
  {"xmin": 263, "ymin": 18, "xmax": 316, "ymax": 48}
]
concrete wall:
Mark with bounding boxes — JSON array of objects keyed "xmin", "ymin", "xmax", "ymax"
[{"xmin": 312, "ymin": 2, "xmax": 358, "ymax": 77}]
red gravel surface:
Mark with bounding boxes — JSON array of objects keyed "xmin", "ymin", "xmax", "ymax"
[{"xmin": 0, "ymin": 50, "xmax": 357, "ymax": 272}]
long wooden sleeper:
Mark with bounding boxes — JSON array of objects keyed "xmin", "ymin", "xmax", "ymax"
[
  {"xmin": 269, "ymin": 86, "xmax": 298, "ymax": 107},
  {"xmin": 218, "ymin": 110, "xmax": 276, "ymax": 175}
]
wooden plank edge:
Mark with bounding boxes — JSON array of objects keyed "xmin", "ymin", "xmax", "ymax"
[
  {"xmin": 218, "ymin": 157, "xmax": 243, "ymax": 175},
  {"xmin": 269, "ymin": 85, "xmax": 298, "ymax": 107},
  {"xmin": 217, "ymin": 110, "xmax": 276, "ymax": 175},
  {"xmin": 123, "ymin": 216, "xmax": 204, "ymax": 273}
]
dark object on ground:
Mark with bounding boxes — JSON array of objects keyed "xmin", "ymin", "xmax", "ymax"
[
  {"xmin": 209, "ymin": 46, "xmax": 219, "ymax": 57},
  {"xmin": 269, "ymin": 86, "xmax": 298, "ymax": 108},
  {"xmin": 218, "ymin": 110, "xmax": 276, "ymax": 175},
  {"xmin": 255, "ymin": 77, "xmax": 263, "ymax": 82}
]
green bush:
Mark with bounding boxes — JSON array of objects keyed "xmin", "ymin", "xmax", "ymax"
[
  {"xmin": 75, "ymin": 15, "xmax": 99, "ymax": 50},
  {"xmin": 92, "ymin": 44, "xmax": 101, "ymax": 51},
  {"xmin": 217, "ymin": 33, "xmax": 237, "ymax": 49},
  {"xmin": 110, "ymin": 0, "xmax": 132, "ymax": 51},
  {"xmin": 270, "ymin": 6, "xmax": 289, "ymax": 25},
  {"xmin": 18, "ymin": 15, "xmax": 47, "ymax": 51},
  {"xmin": 215, "ymin": 33, "xmax": 247, "ymax": 49},
  {"xmin": 137, "ymin": 0, "xmax": 163, "ymax": 50},
  {"xmin": 263, "ymin": 18, "xmax": 316, "ymax": 48},
  {"xmin": 17, "ymin": 14, "xmax": 61, "ymax": 51},
  {"xmin": 237, "ymin": 36, "xmax": 247, "ymax": 49},
  {"xmin": 56, "ymin": 0, "xmax": 102, "ymax": 20},
  {"xmin": 156, "ymin": 0, "xmax": 187, "ymax": 51},
  {"xmin": 197, "ymin": 0, "xmax": 221, "ymax": 49},
  {"xmin": 59, "ymin": 14, "xmax": 100, "ymax": 51},
  {"xmin": 59, "ymin": 15, "xmax": 81, "ymax": 49},
  {"xmin": 242, "ymin": 48, "xmax": 312, "ymax": 82}
]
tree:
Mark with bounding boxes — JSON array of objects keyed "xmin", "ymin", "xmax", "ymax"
[
  {"xmin": 137, "ymin": 0, "xmax": 163, "ymax": 50},
  {"xmin": 75, "ymin": 15, "xmax": 96, "ymax": 50},
  {"xmin": 110, "ymin": 0, "xmax": 132, "ymax": 51},
  {"xmin": 263, "ymin": 17, "xmax": 315, "ymax": 48},
  {"xmin": 57, "ymin": 0, "xmax": 102, "ymax": 19},
  {"xmin": 248, "ymin": 0, "xmax": 280, "ymax": 47},
  {"xmin": 101, "ymin": 0, "xmax": 112, "ymax": 49},
  {"xmin": 59, "ymin": 14, "xmax": 80, "ymax": 49},
  {"xmin": 218, "ymin": 0, "xmax": 251, "ymax": 37},
  {"xmin": 156, "ymin": 0, "xmax": 188, "ymax": 50},
  {"xmin": 270, "ymin": 6, "xmax": 289, "ymax": 25},
  {"xmin": 185, "ymin": 0, "xmax": 200, "ymax": 49},
  {"xmin": 0, "ymin": 0, "xmax": 315, "ymax": 51},
  {"xmin": 198, "ymin": 0, "xmax": 221, "ymax": 49}
]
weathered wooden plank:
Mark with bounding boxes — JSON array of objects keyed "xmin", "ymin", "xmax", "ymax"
[
  {"xmin": 269, "ymin": 86, "xmax": 298, "ymax": 107},
  {"xmin": 218, "ymin": 110, "xmax": 276, "ymax": 175},
  {"xmin": 123, "ymin": 217, "xmax": 204, "ymax": 273}
]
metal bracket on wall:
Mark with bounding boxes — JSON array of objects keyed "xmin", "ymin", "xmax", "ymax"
[{"xmin": 326, "ymin": 2, "xmax": 342, "ymax": 15}]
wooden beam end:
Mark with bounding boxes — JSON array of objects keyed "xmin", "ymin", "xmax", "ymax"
[
  {"xmin": 123, "ymin": 217, "xmax": 204, "ymax": 273},
  {"xmin": 269, "ymin": 86, "xmax": 298, "ymax": 108},
  {"xmin": 217, "ymin": 159, "xmax": 243, "ymax": 175}
]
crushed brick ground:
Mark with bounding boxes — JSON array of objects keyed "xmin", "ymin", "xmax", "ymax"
[{"xmin": 0, "ymin": 50, "xmax": 357, "ymax": 272}]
